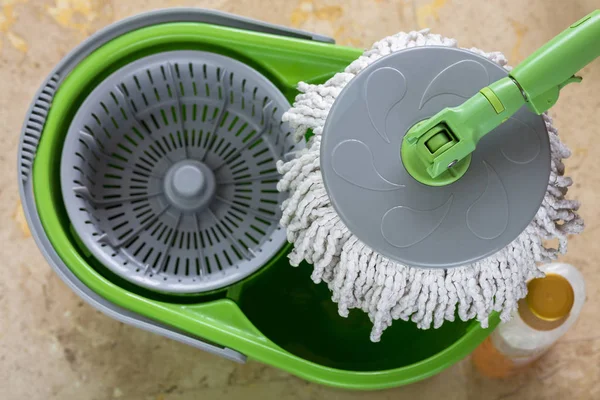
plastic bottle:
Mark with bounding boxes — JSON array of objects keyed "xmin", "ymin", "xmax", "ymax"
[{"xmin": 472, "ymin": 263, "xmax": 586, "ymax": 378}]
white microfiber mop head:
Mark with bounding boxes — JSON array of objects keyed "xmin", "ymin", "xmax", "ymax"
[{"xmin": 277, "ymin": 29, "xmax": 584, "ymax": 342}]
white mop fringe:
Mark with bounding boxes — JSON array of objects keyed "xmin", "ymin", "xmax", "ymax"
[{"xmin": 277, "ymin": 29, "xmax": 584, "ymax": 342}]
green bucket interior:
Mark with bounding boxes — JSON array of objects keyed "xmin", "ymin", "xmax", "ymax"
[
  {"xmin": 237, "ymin": 259, "xmax": 482, "ymax": 372},
  {"xmin": 31, "ymin": 20, "xmax": 498, "ymax": 390}
]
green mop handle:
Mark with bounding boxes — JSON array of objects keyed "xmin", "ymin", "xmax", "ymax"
[{"xmin": 510, "ymin": 9, "xmax": 600, "ymax": 114}]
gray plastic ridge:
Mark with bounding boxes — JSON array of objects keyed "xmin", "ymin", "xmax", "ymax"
[
  {"xmin": 17, "ymin": 8, "xmax": 329, "ymax": 363},
  {"xmin": 19, "ymin": 74, "xmax": 59, "ymax": 182},
  {"xmin": 321, "ymin": 46, "xmax": 551, "ymax": 269}
]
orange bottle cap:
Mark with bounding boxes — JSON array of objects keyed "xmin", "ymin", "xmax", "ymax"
[{"xmin": 519, "ymin": 273, "xmax": 574, "ymax": 330}]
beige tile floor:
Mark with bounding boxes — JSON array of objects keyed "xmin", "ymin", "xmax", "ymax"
[{"xmin": 2, "ymin": 0, "xmax": 600, "ymax": 399}]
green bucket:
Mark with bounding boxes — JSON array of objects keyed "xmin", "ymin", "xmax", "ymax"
[{"xmin": 18, "ymin": 8, "xmax": 498, "ymax": 390}]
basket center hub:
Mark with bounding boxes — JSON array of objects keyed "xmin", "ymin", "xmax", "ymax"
[
  {"xmin": 164, "ymin": 160, "xmax": 216, "ymax": 211},
  {"xmin": 173, "ymin": 164, "xmax": 205, "ymax": 198}
]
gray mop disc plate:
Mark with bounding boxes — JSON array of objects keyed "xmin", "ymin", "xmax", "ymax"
[{"xmin": 320, "ymin": 46, "xmax": 551, "ymax": 269}]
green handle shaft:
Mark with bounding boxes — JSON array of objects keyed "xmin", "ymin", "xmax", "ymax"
[{"xmin": 510, "ymin": 9, "xmax": 600, "ymax": 113}]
